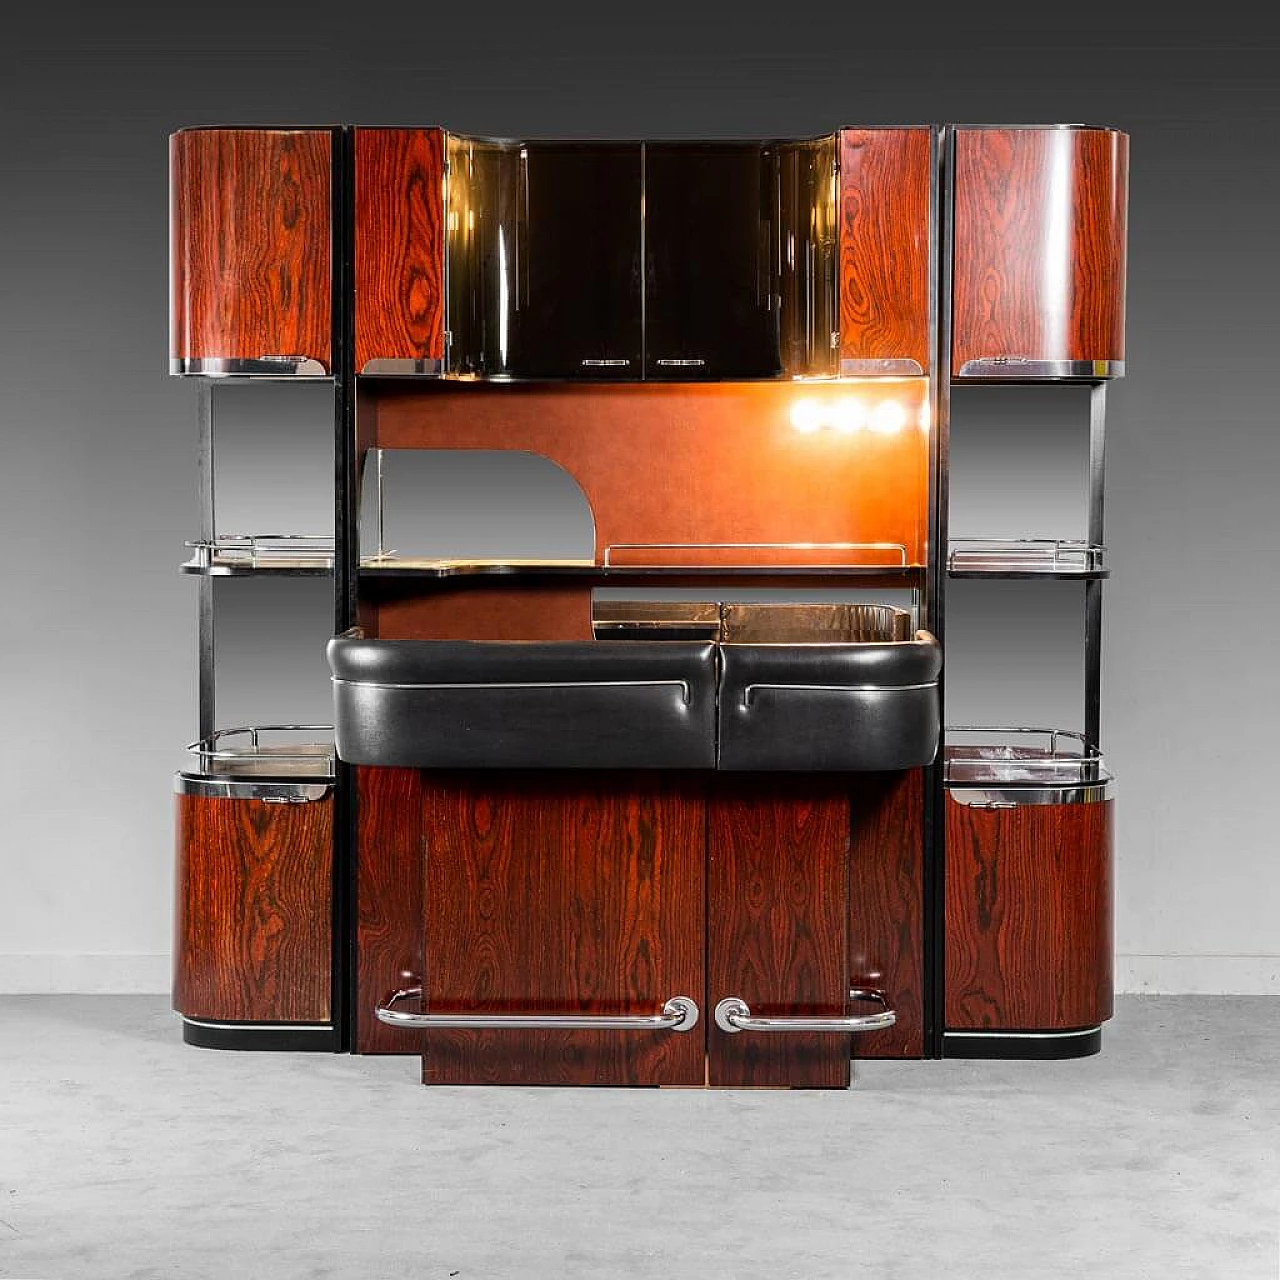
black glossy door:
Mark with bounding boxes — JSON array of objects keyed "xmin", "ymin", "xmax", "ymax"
[
  {"xmin": 644, "ymin": 143, "xmax": 779, "ymax": 380},
  {"xmin": 512, "ymin": 143, "xmax": 642, "ymax": 379}
]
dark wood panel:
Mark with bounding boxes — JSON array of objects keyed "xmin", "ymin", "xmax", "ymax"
[
  {"xmin": 369, "ymin": 582, "xmax": 596, "ymax": 640},
  {"xmin": 838, "ymin": 129, "xmax": 931, "ymax": 371},
  {"xmin": 371, "ymin": 381, "xmax": 930, "ymax": 566},
  {"xmin": 946, "ymin": 796, "xmax": 1114, "ymax": 1029},
  {"xmin": 423, "ymin": 772, "xmax": 706, "ymax": 1086},
  {"xmin": 355, "ymin": 128, "xmax": 445, "ymax": 371},
  {"xmin": 708, "ymin": 777, "xmax": 850, "ymax": 1088},
  {"xmin": 354, "ymin": 766, "xmax": 424, "ymax": 1053},
  {"xmin": 848, "ymin": 770, "xmax": 924, "ymax": 1059},
  {"xmin": 174, "ymin": 793, "xmax": 331, "ymax": 1022},
  {"xmin": 953, "ymin": 128, "xmax": 1128, "ymax": 373},
  {"xmin": 170, "ymin": 128, "xmax": 331, "ymax": 369}
]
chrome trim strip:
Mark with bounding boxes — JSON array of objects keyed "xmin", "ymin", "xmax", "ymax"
[
  {"xmin": 182, "ymin": 1016, "xmax": 334, "ymax": 1033},
  {"xmin": 360, "ymin": 357, "xmax": 444, "ymax": 376},
  {"xmin": 332, "ymin": 676, "xmax": 694, "ymax": 705},
  {"xmin": 839, "ymin": 357, "xmax": 925, "ymax": 376},
  {"xmin": 947, "ymin": 783, "xmax": 1114, "ymax": 807},
  {"xmin": 375, "ymin": 987, "xmax": 700, "ymax": 1033},
  {"xmin": 956, "ymin": 357, "xmax": 1124, "ymax": 380},
  {"xmin": 171, "ymin": 356, "xmax": 329, "ymax": 378},
  {"xmin": 714, "ymin": 991, "xmax": 896, "ymax": 1035},
  {"xmin": 741, "ymin": 680, "xmax": 938, "ymax": 707},
  {"xmin": 175, "ymin": 776, "xmax": 333, "ymax": 801},
  {"xmin": 944, "ymin": 1026, "xmax": 1101, "ymax": 1040}
]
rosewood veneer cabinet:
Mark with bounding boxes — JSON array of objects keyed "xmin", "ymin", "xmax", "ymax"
[{"xmin": 169, "ymin": 124, "xmax": 1128, "ymax": 1086}]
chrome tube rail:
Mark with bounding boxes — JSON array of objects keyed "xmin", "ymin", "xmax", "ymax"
[
  {"xmin": 601, "ymin": 541, "xmax": 911, "ymax": 568},
  {"xmin": 375, "ymin": 987, "xmax": 700, "ymax": 1033},
  {"xmin": 713, "ymin": 989, "xmax": 896, "ymax": 1035}
]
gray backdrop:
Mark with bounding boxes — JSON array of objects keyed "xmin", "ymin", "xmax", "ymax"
[{"xmin": 2, "ymin": 3, "xmax": 1276, "ymax": 994}]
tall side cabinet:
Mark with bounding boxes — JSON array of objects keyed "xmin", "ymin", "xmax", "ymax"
[
  {"xmin": 940, "ymin": 125, "xmax": 1126, "ymax": 1058},
  {"xmin": 171, "ymin": 127, "xmax": 344, "ymax": 1050}
]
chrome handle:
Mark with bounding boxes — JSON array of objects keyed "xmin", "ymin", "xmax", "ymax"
[
  {"xmin": 376, "ymin": 987, "xmax": 700, "ymax": 1033},
  {"xmin": 714, "ymin": 990, "xmax": 895, "ymax": 1035},
  {"xmin": 581, "ymin": 357, "xmax": 630, "ymax": 367},
  {"xmin": 655, "ymin": 357, "xmax": 706, "ymax": 367}
]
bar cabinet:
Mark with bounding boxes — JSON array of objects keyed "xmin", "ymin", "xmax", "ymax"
[{"xmin": 169, "ymin": 123, "xmax": 1128, "ymax": 1085}]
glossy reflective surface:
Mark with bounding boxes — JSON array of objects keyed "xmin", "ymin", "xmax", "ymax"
[{"xmin": 445, "ymin": 135, "xmax": 837, "ymax": 381}]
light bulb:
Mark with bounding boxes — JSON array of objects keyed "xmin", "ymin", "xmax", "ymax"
[
  {"xmin": 870, "ymin": 400, "xmax": 906, "ymax": 435},
  {"xmin": 789, "ymin": 398, "xmax": 823, "ymax": 434},
  {"xmin": 832, "ymin": 396, "xmax": 865, "ymax": 435}
]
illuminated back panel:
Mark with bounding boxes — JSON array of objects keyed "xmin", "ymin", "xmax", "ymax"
[{"xmin": 370, "ymin": 379, "xmax": 930, "ymax": 567}]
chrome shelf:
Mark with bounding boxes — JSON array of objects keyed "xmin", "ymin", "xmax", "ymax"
[
  {"xmin": 944, "ymin": 727, "xmax": 1113, "ymax": 804},
  {"xmin": 181, "ymin": 725, "xmax": 335, "ymax": 782},
  {"xmin": 947, "ymin": 539, "xmax": 1107, "ymax": 580},
  {"xmin": 181, "ymin": 535, "xmax": 335, "ymax": 577}
]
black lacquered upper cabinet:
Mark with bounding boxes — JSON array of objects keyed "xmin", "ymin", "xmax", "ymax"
[
  {"xmin": 447, "ymin": 139, "xmax": 642, "ymax": 379},
  {"xmin": 644, "ymin": 143, "xmax": 780, "ymax": 380}
]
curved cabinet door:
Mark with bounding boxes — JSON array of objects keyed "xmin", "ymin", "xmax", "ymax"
[
  {"xmin": 170, "ymin": 128, "xmax": 332, "ymax": 377},
  {"xmin": 838, "ymin": 128, "xmax": 932, "ymax": 376},
  {"xmin": 174, "ymin": 785, "xmax": 333, "ymax": 1023},
  {"xmin": 952, "ymin": 126, "xmax": 1128, "ymax": 380},
  {"xmin": 446, "ymin": 139, "xmax": 642, "ymax": 379},
  {"xmin": 355, "ymin": 128, "xmax": 446, "ymax": 375},
  {"xmin": 945, "ymin": 792, "xmax": 1114, "ymax": 1030}
]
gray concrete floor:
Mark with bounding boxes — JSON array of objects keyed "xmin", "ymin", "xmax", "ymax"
[{"xmin": 0, "ymin": 997, "xmax": 1276, "ymax": 1279}]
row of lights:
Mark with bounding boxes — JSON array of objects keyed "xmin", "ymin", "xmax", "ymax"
[{"xmin": 788, "ymin": 396, "xmax": 926, "ymax": 436}]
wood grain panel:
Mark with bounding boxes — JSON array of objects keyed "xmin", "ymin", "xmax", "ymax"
[
  {"xmin": 170, "ymin": 128, "xmax": 331, "ymax": 369},
  {"xmin": 371, "ymin": 381, "xmax": 930, "ymax": 566},
  {"xmin": 839, "ymin": 129, "xmax": 932, "ymax": 371},
  {"xmin": 174, "ymin": 792, "xmax": 332, "ymax": 1022},
  {"xmin": 848, "ymin": 770, "xmax": 924, "ymax": 1058},
  {"xmin": 369, "ymin": 582, "xmax": 596, "ymax": 640},
  {"xmin": 423, "ymin": 772, "xmax": 706, "ymax": 1085},
  {"xmin": 953, "ymin": 128, "xmax": 1128, "ymax": 374},
  {"xmin": 354, "ymin": 766, "xmax": 425, "ymax": 1053},
  {"xmin": 708, "ymin": 777, "xmax": 850, "ymax": 1088},
  {"xmin": 355, "ymin": 128, "xmax": 445, "ymax": 371},
  {"xmin": 946, "ymin": 796, "xmax": 1114, "ymax": 1029}
]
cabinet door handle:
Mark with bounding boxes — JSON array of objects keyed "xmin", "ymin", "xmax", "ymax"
[
  {"xmin": 376, "ymin": 987, "xmax": 700, "ymax": 1033},
  {"xmin": 655, "ymin": 357, "xmax": 706, "ymax": 367},
  {"xmin": 714, "ymin": 990, "xmax": 895, "ymax": 1035},
  {"xmin": 581, "ymin": 357, "xmax": 631, "ymax": 367}
]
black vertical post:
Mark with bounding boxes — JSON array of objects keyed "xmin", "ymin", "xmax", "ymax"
[
  {"xmin": 922, "ymin": 124, "xmax": 954, "ymax": 1058},
  {"xmin": 331, "ymin": 125, "xmax": 357, "ymax": 1052}
]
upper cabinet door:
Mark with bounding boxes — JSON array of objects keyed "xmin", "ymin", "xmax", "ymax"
[
  {"xmin": 170, "ymin": 129, "xmax": 332, "ymax": 377},
  {"xmin": 645, "ymin": 141, "xmax": 838, "ymax": 381},
  {"xmin": 644, "ymin": 143, "xmax": 779, "ymax": 381},
  {"xmin": 355, "ymin": 128, "xmax": 445, "ymax": 375},
  {"xmin": 952, "ymin": 127, "xmax": 1129, "ymax": 380},
  {"xmin": 446, "ymin": 139, "xmax": 642, "ymax": 379},
  {"xmin": 838, "ymin": 128, "xmax": 932, "ymax": 376}
]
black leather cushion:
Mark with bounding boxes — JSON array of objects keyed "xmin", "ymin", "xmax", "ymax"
[
  {"xmin": 328, "ymin": 637, "xmax": 717, "ymax": 769},
  {"xmin": 717, "ymin": 634, "xmax": 941, "ymax": 771}
]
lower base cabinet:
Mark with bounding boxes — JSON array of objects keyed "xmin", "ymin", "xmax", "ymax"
[
  {"xmin": 356, "ymin": 765, "xmax": 922, "ymax": 1086},
  {"xmin": 173, "ymin": 776, "xmax": 334, "ymax": 1040},
  {"xmin": 945, "ymin": 786, "xmax": 1114, "ymax": 1042}
]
